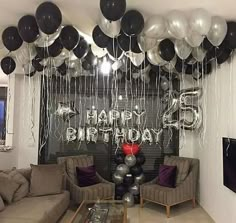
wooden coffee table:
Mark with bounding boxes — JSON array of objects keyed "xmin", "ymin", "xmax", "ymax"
[{"xmin": 68, "ymin": 200, "xmax": 127, "ymax": 223}]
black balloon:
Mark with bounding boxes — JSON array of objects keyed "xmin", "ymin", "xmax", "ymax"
[
  {"xmin": 130, "ymin": 165, "xmax": 143, "ymax": 177},
  {"xmin": 25, "ymin": 70, "xmax": 36, "ymax": 77},
  {"xmin": 100, "ymin": 0, "xmax": 126, "ymax": 21},
  {"xmin": 36, "ymin": 47, "xmax": 49, "ymax": 59},
  {"xmin": 107, "ymin": 38, "xmax": 123, "ymax": 59},
  {"xmin": 60, "ymin": 26, "xmax": 80, "ymax": 51},
  {"xmin": 48, "ymin": 38, "xmax": 63, "ymax": 57},
  {"xmin": 115, "ymin": 184, "xmax": 127, "ymax": 196},
  {"xmin": 2, "ymin": 26, "xmax": 23, "ymax": 51},
  {"xmin": 175, "ymin": 57, "xmax": 186, "ymax": 73},
  {"xmin": 32, "ymin": 56, "xmax": 44, "ymax": 72},
  {"xmin": 217, "ymin": 48, "xmax": 232, "ymax": 64},
  {"xmin": 185, "ymin": 64, "xmax": 196, "ymax": 75},
  {"xmin": 36, "ymin": 2, "xmax": 62, "ymax": 35},
  {"xmin": 114, "ymin": 153, "xmax": 125, "ymax": 165},
  {"xmin": 198, "ymin": 62, "xmax": 212, "ymax": 75},
  {"xmin": 118, "ymin": 31, "xmax": 141, "ymax": 53},
  {"xmin": 123, "ymin": 174, "xmax": 134, "ymax": 186},
  {"xmin": 84, "ymin": 50, "xmax": 96, "ymax": 65},
  {"xmin": 159, "ymin": 39, "xmax": 175, "ymax": 62},
  {"xmin": 225, "ymin": 22, "xmax": 236, "ymax": 49},
  {"xmin": 136, "ymin": 153, "xmax": 146, "ymax": 165},
  {"xmin": 57, "ymin": 62, "xmax": 67, "ymax": 75},
  {"xmin": 1, "ymin": 57, "xmax": 16, "ymax": 75},
  {"xmin": 18, "ymin": 15, "xmax": 39, "ymax": 43},
  {"xmin": 82, "ymin": 60, "xmax": 93, "ymax": 71},
  {"xmin": 121, "ymin": 10, "xmax": 144, "ymax": 36},
  {"xmin": 92, "ymin": 25, "xmax": 111, "ymax": 48},
  {"xmin": 73, "ymin": 38, "xmax": 89, "ymax": 59},
  {"xmin": 202, "ymin": 38, "xmax": 213, "ymax": 51}
]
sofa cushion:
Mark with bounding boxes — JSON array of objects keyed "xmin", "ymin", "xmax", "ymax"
[
  {"xmin": 76, "ymin": 165, "xmax": 99, "ymax": 187},
  {"xmin": 0, "ymin": 196, "xmax": 4, "ymax": 212},
  {"xmin": 30, "ymin": 164, "xmax": 64, "ymax": 197},
  {"xmin": 0, "ymin": 173, "xmax": 19, "ymax": 204},
  {"xmin": 158, "ymin": 164, "xmax": 177, "ymax": 188},
  {"xmin": 0, "ymin": 191, "xmax": 70, "ymax": 223},
  {"xmin": 66, "ymin": 155, "xmax": 93, "ymax": 184},
  {"xmin": 7, "ymin": 169, "xmax": 29, "ymax": 202},
  {"xmin": 164, "ymin": 156, "xmax": 190, "ymax": 185}
]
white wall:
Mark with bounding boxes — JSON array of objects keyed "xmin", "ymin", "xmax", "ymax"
[
  {"xmin": 181, "ymin": 58, "xmax": 236, "ymax": 223},
  {"xmin": 0, "ymin": 74, "xmax": 41, "ymax": 169}
]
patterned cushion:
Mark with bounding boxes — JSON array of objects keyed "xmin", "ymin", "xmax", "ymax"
[
  {"xmin": 66, "ymin": 156, "xmax": 94, "ymax": 184},
  {"xmin": 0, "ymin": 173, "xmax": 19, "ymax": 204},
  {"xmin": 0, "ymin": 196, "xmax": 4, "ymax": 212},
  {"xmin": 8, "ymin": 169, "xmax": 29, "ymax": 202},
  {"xmin": 164, "ymin": 156, "xmax": 190, "ymax": 185}
]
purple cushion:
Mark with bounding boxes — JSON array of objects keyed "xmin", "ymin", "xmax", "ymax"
[
  {"xmin": 76, "ymin": 165, "xmax": 99, "ymax": 187},
  {"xmin": 158, "ymin": 164, "xmax": 177, "ymax": 188}
]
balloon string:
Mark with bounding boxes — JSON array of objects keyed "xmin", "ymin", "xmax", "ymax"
[{"xmin": 6, "ymin": 75, "xmax": 13, "ymax": 135}]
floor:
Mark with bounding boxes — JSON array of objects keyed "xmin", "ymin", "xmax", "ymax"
[{"xmin": 60, "ymin": 201, "xmax": 215, "ymax": 223}]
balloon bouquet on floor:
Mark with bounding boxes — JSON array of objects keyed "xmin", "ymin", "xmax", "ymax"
[{"xmin": 113, "ymin": 143, "xmax": 146, "ymax": 207}]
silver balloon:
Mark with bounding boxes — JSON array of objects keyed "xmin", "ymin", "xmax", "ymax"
[
  {"xmin": 98, "ymin": 110, "xmax": 108, "ymax": 126},
  {"xmin": 112, "ymin": 171, "xmax": 124, "ymax": 185},
  {"xmin": 166, "ymin": 10, "xmax": 188, "ymax": 39},
  {"xmin": 151, "ymin": 128, "xmax": 163, "ymax": 144},
  {"xmin": 109, "ymin": 109, "xmax": 120, "ymax": 125},
  {"xmin": 179, "ymin": 87, "xmax": 203, "ymax": 106},
  {"xmin": 180, "ymin": 105, "xmax": 203, "ymax": 130},
  {"xmin": 114, "ymin": 128, "xmax": 126, "ymax": 145},
  {"xmin": 52, "ymin": 57, "xmax": 65, "ymax": 67},
  {"xmin": 162, "ymin": 92, "xmax": 179, "ymax": 129},
  {"xmin": 133, "ymin": 110, "xmax": 146, "ymax": 125},
  {"xmin": 55, "ymin": 102, "xmax": 79, "ymax": 121},
  {"xmin": 141, "ymin": 128, "xmax": 153, "ymax": 144},
  {"xmin": 143, "ymin": 15, "xmax": 166, "ymax": 39},
  {"xmin": 127, "ymin": 51, "xmax": 145, "ymax": 67},
  {"xmin": 15, "ymin": 43, "xmax": 37, "ymax": 65},
  {"xmin": 99, "ymin": 127, "xmax": 112, "ymax": 143},
  {"xmin": 91, "ymin": 44, "xmax": 107, "ymax": 58},
  {"xmin": 128, "ymin": 128, "xmax": 141, "ymax": 142},
  {"xmin": 185, "ymin": 30, "xmax": 204, "ymax": 47},
  {"xmin": 192, "ymin": 46, "xmax": 206, "ymax": 62},
  {"xmin": 112, "ymin": 60, "xmax": 122, "ymax": 71},
  {"xmin": 147, "ymin": 44, "xmax": 167, "ymax": 66},
  {"xmin": 122, "ymin": 192, "xmax": 134, "ymax": 207},
  {"xmin": 116, "ymin": 164, "xmax": 129, "ymax": 177},
  {"xmin": 99, "ymin": 14, "xmax": 121, "ymax": 38},
  {"xmin": 86, "ymin": 109, "xmax": 97, "ymax": 125},
  {"xmin": 120, "ymin": 110, "xmax": 132, "ymax": 126},
  {"xmin": 86, "ymin": 127, "xmax": 98, "ymax": 143},
  {"xmin": 35, "ymin": 27, "xmax": 62, "ymax": 47},
  {"xmin": 77, "ymin": 127, "xmax": 85, "ymax": 141},
  {"xmin": 163, "ymin": 56, "xmax": 177, "ymax": 72},
  {"xmin": 189, "ymin": 8, "xmax": 212, "ymax": 36},
  {"xmin": 174, "ymin": 39, "xmax": 192, "ymax": 60},
  {"xmin": 129, "ymin": 184, "xmax": 140, "ymax": 195},
  {"xmin": 132, "ymin": 71, "xmax": 140, "ymax": 79},
  {"xmin": 207, "ymin": 16, "xmax": 227, "ymax": 46},
  {"xmin": 134, "ymin": 173, "xmax": 145, "ymax": 185},
  {"xmin": 137, "ymin": 35, "xmax": 157, "ymax": 52},
  {"xmin": 160, "ymin": 76, "xmax": 170, "ymax": 91},
  {"xmin": 125, "ymin": 155, "xmax": 136, "ymax": 167},
  {"xmin": 66, "ymin": 127, "xmax": 77, "ymax": 142}
]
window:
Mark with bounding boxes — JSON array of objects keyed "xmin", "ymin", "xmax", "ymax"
[{"xmin": 0, "ymin": 87, "xmax": 7, "ymax": 145}]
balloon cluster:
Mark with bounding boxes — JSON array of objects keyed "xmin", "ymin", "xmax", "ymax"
[
  {"xmin": 112, "ymin": 144, "xmax": 146, "ymax": 207},
  {"xmin": 93, "ymin": 2, "xmax": 236, "ymax": 81},
  {"xmin": 1, "ymin": 2, "xmax": 90, "ymax": 76}
]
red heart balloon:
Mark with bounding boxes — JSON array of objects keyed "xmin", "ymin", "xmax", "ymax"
[{"xmin": 122, "ymin": 143, "xmax": 140, "ymax": 155}]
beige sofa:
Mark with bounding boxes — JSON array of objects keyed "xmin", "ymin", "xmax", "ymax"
[{"xmin": 0, "ymin": 168, "xmax": 70, "ymax": 223}]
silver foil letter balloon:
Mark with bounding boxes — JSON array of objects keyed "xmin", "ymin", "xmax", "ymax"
[
  {"xmin": 97, "ymin": 109, "xmax": 108, "ymax": 126},
  {"xmin": 109, "ymin": 109, "xmax": 120, "ymax": 125},
  {"xmin": 86, "ymin": 127, "xmax": 98, "ymax": 143},
  {"xmin": 128, "ymin": 128, "xmax": 141, "ymax": 143},
  {"xmin": 114, "ymin": 128, "xmax": 127, "ymax": 145},
  {"xmin": 77, "ymin": 127, "xmax": 85, "ymax": 141},
  {"xmin": 141, "ymin": 128, "xmax": 153, "ymax": 144},
  {"xmin": 121, "ymin": 110, "xmax": 132, "ymax": 126},
  {"xmin": 66, "ymin": 127, "xmax": 77, "ymax": 142},
  {"xmin": 86, "ymin": 109, "xmax": 97, "ymax": 125}
]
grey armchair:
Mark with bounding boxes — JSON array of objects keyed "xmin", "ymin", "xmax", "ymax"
[
  {"xmin": 140, "ymin": 156, "xmax": 199, "ymax": 218},
  {"xmin": 57, "ymin": 155, "xmax": 115, "ymax": 204}
]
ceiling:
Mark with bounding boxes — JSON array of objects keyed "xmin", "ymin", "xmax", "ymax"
[{"xmin": 0, "ymin": 0, "xmax": 235, "ymax": 84}]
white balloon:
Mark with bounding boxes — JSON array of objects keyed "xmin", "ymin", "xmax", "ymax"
[
  {"xmin": 137, "ymin": 35, "xmax": 157, "ymax": 52},
  {"xmin": 166, "ymin": 10, "xmax": 188, "ymax": 39},
  {"xmin": 15, "ymin": 43, "xmax": 37, "ymax": 65},
  {"xmin": 91, "ymin": 44, "xmax": 107, "ymax": 58},
  {"xmin": 185, "ymin": 30, "xmax": 204, "ymax": 47},
  {"xmin": 126, "ymin": 51, "xmax": 145, "ymax": 67},
  {"xmin": 99, "ymin": 14, "xmax": 121, "ymax": 38},
  {"xmin": 192, "ymin": 47, "xmax": 206, "ymax": 62},
  {"xmin": 143, "ymin": 15, "xmax": 166, "ymax": 38},
  {"xmin": 189, "ymin": 8, "xmax": 212, "ymax": 36},
  {"xmin": 207, "ymin": 16, "xmax": 227, "ymax": 46},
  {"xmin": 174, "ymin": 39, "xmax": 192, "ymax": 60}
]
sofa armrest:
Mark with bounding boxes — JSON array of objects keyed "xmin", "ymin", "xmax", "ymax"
[{"xmin": 142, "ymin": 176, "xmax": 158, "ymax": 186}]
